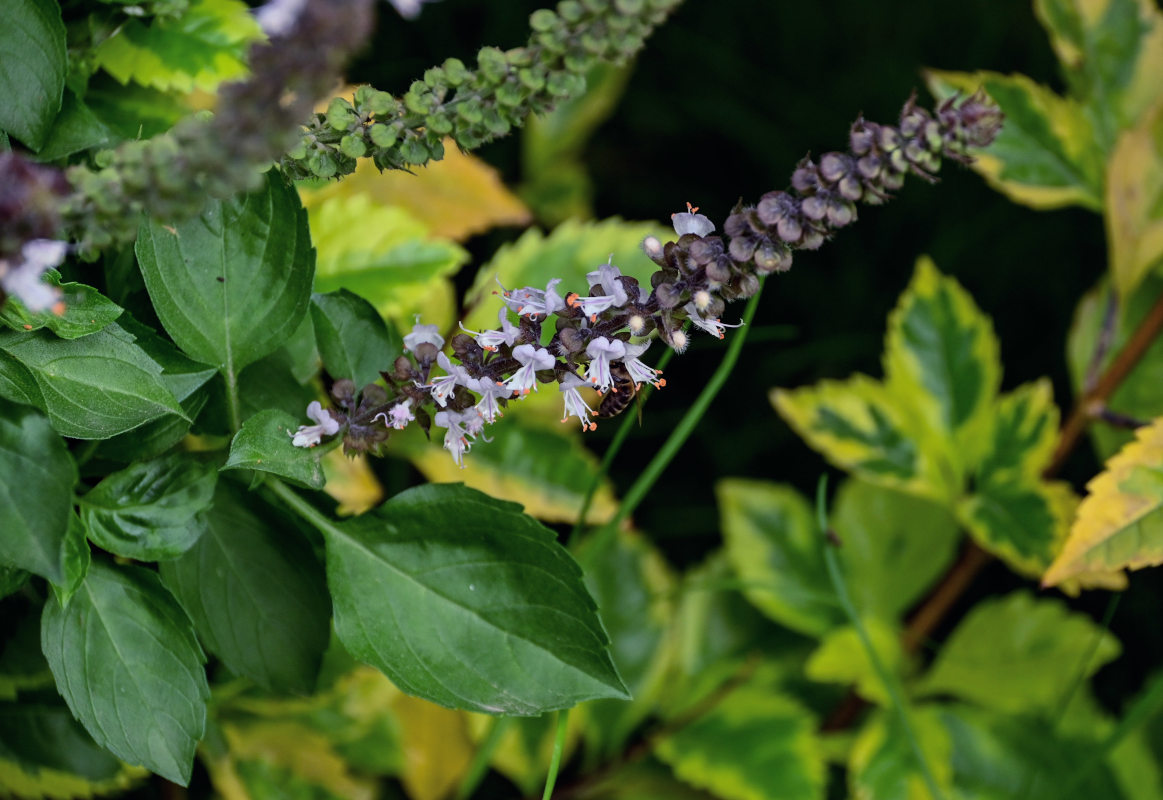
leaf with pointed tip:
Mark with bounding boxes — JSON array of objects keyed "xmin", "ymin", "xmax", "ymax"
[
  {"xmin": 1106, "ymin": 99, "xmax": 1163, "ymax": 297},
  {"xmin": 0, "ymin": 400, "xmax": 75, "ymax": 582},
  {"xmin": 136, "ymin": 170, "xmax": 315, "ymax": 373},
  {"xmin": 0, "ymin": 276, "xmax": 122, "ymax": 339},
  {"xmin": 223, "ymin": 409, "xmax": 327, "ymax": 489},
  {"xmin": 0, "ymin": 0, "xmax": 66, "ymax": 150},
  {"xmin": 51, "ymin": 511, "xmax": 90, "ymax": 608},
  {"xmin": 40, "ymin": 561, "xmax": 209, "ymax": 785},
  {"xmin": 321, "ymin": 483, "xmax": 628, "ymax": 715},
  {"xmin": 805, "ymin": 620, "xmax": 902, "ymax": 706},
  {"xmin": 79, "ymin": 453, "xmax": 216, "ymax": 561},
  {"xmin": 958, "ymin": 479, "xmax": 1076, "ymax": 578},
  {"xmin": 34, "ymin": 89, "xmax": 116, "ymax": 162},
  {"xmin": 160, "ymin": 483, "xmax": 330, "ymax": 694},
  {"xmin": 310, "ymin": 289, "xmax": 402, "ymax": 390}
]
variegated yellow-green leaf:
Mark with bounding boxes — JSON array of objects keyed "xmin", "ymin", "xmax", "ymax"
[
  {"xmin": 772, "ymin": 375, "xmax": 949, "ymax": 500},
  {"xmin": 926, "ymin": 69, "xmax": 1105, "ymax": 211},
  {"xmin": 1035, "ymin": 0, "xmax": 1163, "ymax": 142},
  {"xmin": 884, "ymin": 257, "xmax": 1002, "ymax": 478},
  {"xmin": 975, "ymin": 379, "xmax": 1060, "ymax": 489},
  {"xmin": 849, "ymin": 709, "xmax": 953, "ymax": 800},
  {"xmin": 1044, "ymin": 415, "xmax": 1163, "ymax": 586},
  {"xmin": 1106, "ymin": 99, "xmax": 1163, "ymax": 297},
  {"xmin": 957, "ymin": 479, "xmax": 1077, "ymax": 577},
  {"xmin": 804, "ymin": 620, "xmax": 902, "ymax": 706}
]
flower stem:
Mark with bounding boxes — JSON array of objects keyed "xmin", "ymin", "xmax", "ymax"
[
  {"xmin": 222, "ymin": 366, "xmax": 242, "ymax": 434},
  {"xmin": 456, "ymin": 716, "xmax": 512, "ymax": 800},
  {"xmin": 542, "ymin": 709, "xmax": 570, "ymax": 800},
  {"xmin": 583, "ymin": 278, "xmax": 765, "ymax": 554}
]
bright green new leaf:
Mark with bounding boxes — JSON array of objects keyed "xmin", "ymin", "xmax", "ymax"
[
  {"xmin": 322, "ymin": 483, "xmax": 629, "ymax": 715},
  {"xmin": 926, "ymin": 70, "xmax": 1105, "ymax": 211},
  {"xmin": 849, "ymin": 709, "xmax": 953, "ymax": 800},
  {"xmin": 654, "ymin": 683, "xmax": 824, "ymax": 800},
  {"xmin": 957, "ymin": 479, "xmax": 1075, "ymax": 577},
  {"xmin": 805, "ymin": 620, "xmax": 903, "ymax": 706},
  {"xmin": 0, "ymin": 324, "xmax": 186, "ymax": 439},
  {"xmin": 0, "ymin": 0, "xmax": 66, "ymax": 150},
  {"xmin": 717, "ymin": 478, "xmax": 842, "ymax": 636},
  {"xmin": 1035, "ymin": 0, "xmax": 1163, "ymax": 143},
  {"xmin": 772, "ymin": 374, "xmax": 946, "ymax": 499},
  {"xmin": 0, "ymin": 276, "xmax": 123, "ymax": 340},
  {"xmin": 975, "ymin": 379, "xmax": 1060, "ymax": 489},
  {"xmin": 577, "ymin": 530, "xmax": 675, "ymax": 760},
  {"xmin": 137, "ymin": 170, "xmax": 315, "ymax": 373},
  {"xmin": 1044, "ymin": 415, "xmax": 1163, "ymax": 585},
  {"xmin": 390, "ymin": 418, "xmax": 620, "ymax": 524},
  {"xmin": 160, "ymin": 483, "xmax": 331, "ymax": 694},
  {"xmin": 830, "ymin": 478, "xmax": 961, "ymax": 621},
  {"xmin": 884, "ymin": 257, "xmax": 1002, "ymax": 475},
  {"xmin": 40, "ymin": 562, "xmax": 209, "ymax": 785},
  {"xmin": 79, "ymin": 452, "xmax": 216, "ymax": 561},
  {"xmin": 34, "ymin": 89, "xmax": 116, "ymax": 162},
  {"xmin": 223, "ymin": 408, "xmax": 327, "ymax": 489},
  {"xmin": 310, "ymin": 289, "xmax": 402, "ymax": 390},
  {"xmin": 307, "ymin": 194, "xmax": 469, "ymax": 332},
  {"xmin": 462, "ymin": 218, "xmax": 670, "ymax": 342},
  {"xmin": 0, "ymin": 399, "xmax": 75, "ymax": 583},
  {"xmin": 92, "ymin": 0, "xmax": 262, "ymax": 93},
  {"xmin": 1106, "ymin": 99, "xmax": 1163, "ymax": 297},
  {"xmin": 917, "ymin": 590, "xmax": 1121, "ymax": 713}
]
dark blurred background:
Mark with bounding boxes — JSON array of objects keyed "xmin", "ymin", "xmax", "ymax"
[{"xmin": 350, "ymin": 0, "xmax": 1155, "ymax": 708}]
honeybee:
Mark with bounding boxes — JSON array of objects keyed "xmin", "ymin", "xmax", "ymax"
[{"xmin": 597, "ymin": 362, "xmax": 642, "ymax": 422}]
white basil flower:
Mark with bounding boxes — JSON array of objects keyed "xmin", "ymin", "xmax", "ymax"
[{"xmin": 290, "ymin": 401, "xmax": 340, "ymax": 447}]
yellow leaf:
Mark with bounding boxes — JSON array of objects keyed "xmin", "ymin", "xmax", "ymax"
[
  {"xmin": 390, "ymin": 694, "xmax": 474, "ymax": 800},
  {"xmin": 322, "ymin": 450, "xmax": 383, "ymax": 516},
  {"xmin": 0, "ymin": 758, "xmax": 144, "ymax": 800},
  {"xmin": 1106, "ymin": 99, "xmax": 1163, "ymax": 297},
  {"xmin": 302, "ymin": 144, "xmax": 530, "ymax": 241},
  {"xmin": 1043, "ymin": 415, "xmax": 1163, "ymax": 586}
]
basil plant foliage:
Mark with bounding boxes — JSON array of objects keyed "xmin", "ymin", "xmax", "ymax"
[{"xmin": 5, "ymin": 0, "xmax": 1163, "ymax": 798}]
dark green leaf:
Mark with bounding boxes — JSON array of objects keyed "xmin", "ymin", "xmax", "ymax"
[
  {"xmin": 0, "ymin": 324, "xmax": 186, "ymax": 439},
  {"xmin": 283, "ymin": 311, "xmax": 320, "ymax": 385},
  {"xmin": 40, "ymin": 561, "xmax": 208, "ymax": 785},
  {"xmin": 0, "ymin": 277, "xmax": 122, "ymax": 340},
  {"xmin": 51, "ymin": 511, "xmax": 90, "ymax": 607},
  {"xmin": 84, "ymin": 75, "xmax": 186, "ymax": 139},
  {"xmin": 238, "ymin": 347, "xmax": 318, "ymax": 423},
  {"xmin": 135, "ymin": 171, "xmax": 315, "ymax": 372},
  {"xmin": 0, "ymin": 0, "xmax": 66, "ymax": 150},
  {"xmin": 0, "ymin": 348, "xmax": 42, "ymax": 407},
  {"xmin": 0, "ymin": 695, "xmax": 123, "ymax": 781},
  {"xmin": 159, "ymin": 482, "xmax": 330, "ymax": 694},
  {"xmin": 310, "ymin": 289, "xmax": 402, "ymax": 389},
  {"xmin": 322, "ymin": 483, "xmax": 628, "ymax": 714},
  {"xmin": 0, "ymin": 399, "xmax": 75, "ymax": 582},
  {"xmin": 34, "ymin": 89, "xmax": 115, "ymax": 162},
  {"xmin": 223, "ymin": 409, "xmax": 326, "ymax": 490},
  {"xmin": 0, "ymin": 604, "xmax": 53, "ymax": 698},
  {"xmin": 0, "ymin": 566, "xmax": 29, "ymax": 600},
  {"xmin": 79, "ymin": 453, "xmax": 216, "ymax": 560}
]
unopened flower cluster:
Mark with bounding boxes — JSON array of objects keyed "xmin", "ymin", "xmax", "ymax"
[{"xmin": 292, "ymin": 92, "xmax": 1003, "ymax": 466}]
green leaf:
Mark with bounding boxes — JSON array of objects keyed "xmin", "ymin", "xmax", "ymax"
[
  {"xmin": 716, "ymin": 478, "xmax": 842, "ymax": 636},
  {"xmin": 0, "ymin": 0, "xmax": 66, "ymax": 150},
  {"xmin": 958, "ymin": 480, "xmax": 1074, "ymax": 577},
  {"xmin": 92, "ymin": 0, "xmax": 262, "ymax": 93},
  {"xmin": 0, "ymin": 323, "xmax": 186, "ymax": 439},
  {"xmin": 79, "ymin": 453, "xmax": 216, "ymax": 561},
  {"xmin": 0, "ymin": 399, "xmax": 75, "ymax": 583},
  {"xmin": 160, "ymin": 482, "xmax": 330, "ymax": 694},
  {"xmin": 1035, "ymin": 0, "xmax": 1163, "ymax": 142},
  {"xmin": 0, "ymin": 348, "xmax": 42, "ymax": 407},
  {"xmin": 805, "ymin": 620, "xmax": 903, "ymax": 706},
  {"xmin": 223, "ymin": 409, "xmax": 326, "ymax": 490},
  {"xmin": 0, "ymin": 276, "xmax": 123, "ymax": 340},
  {"xmin": 926, "ymin": 69, "xmax": 1105, "ymax": 211},
  {"xmin": 84, "ymin": 76, "xmax": 187, "ymax": 139},
  {"xmin": 771, "ymin": 375, "xmax": 944, "ymax": 500},
  {"xmin": 1106, "ymin": 99, "xmax": 1163, "ymax": 296},
  {"xmin": 34, "ymin": 89, "xmax": 116, "ymax": 162},
  {"xmin": 40, "ymin": 561, "xmax": 209, "ymax": 785},
  {"xmin": 310, "ymin": 289, "xmax": 402, "ymax": 389},
  {"xmin": 884, "ymin": 257, "xmax": 1002, "ymax": 477},
  {"xmin": 321, "ymin": 483, "xmax": 628, "ymax": 715},
  {"xmin": 577, "ymin": 530, "xmax": 675, "ymax": 760},
  {"xmin": 0, "ymin": 607, "xmax": 53, "ymax": 700},
  {"xmin": 0, "ymin": 567, "xmax": 29, "ymax": 601},
  {"xmin": 51, "ymin": 511, "xmax": 90, "ymax": 608},
  {"xmin": 0, "ymin": 696, "xmax": 124, "ymax": 782},
  {"xmin": 849, "ymin": 709, "xmax": 953, "ymax": 800},
  {"xmin": 975, "ymin": 379, "xmax": 1061, "ymax": 489},
  {"xmin": 462, "ymin": 218, "xmax": 669, "ymax": 344},
  {"xmin": 654, "ymin": 683, "xmax": 824, "ymax": 800},
  {"xmin": 1044, "ymin": 415, "xmax": 1163, "ymax": 585},
  {"xmin": 917, "ymin": 590, "xmax": 1121, "ymax": 713},
  {"xmin": 136, "ymin": 170, "xmax": 315, "ymax": 373},
  {"xmin": 830, "ymin": 478, "xmax": 961, "ymax": 621}
]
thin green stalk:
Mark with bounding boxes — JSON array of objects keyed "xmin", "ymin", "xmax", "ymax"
[
  {"xmin": 542, "ymin": 709, "xmax": 570, "ymax": 800},
  {"xmin": 266, "ymin": 477, "xmax": 333, "ymax": 532},
  {"xmin": 584, "ymin": 280, "xmax": 766, "ymax": 554},
  {"xmin": 456, "ymin": 716, "xmax": 512, "ymax": 800},
  {"xmin": 815, "ymin": 475, "xmax": 946, "ymax": 800},
  {"xmin": 222, "ymin": 366, "xmax": 242, "ymax": 434}
]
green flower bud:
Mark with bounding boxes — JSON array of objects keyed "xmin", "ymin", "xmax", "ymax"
[
  {"xmin": 529, "ymin": 8, "xmax": 558, "ymax": 31},
  {"xmin": 424, "ymin": 67, "xmax": 446, "ymax": 88},
  {"xmin": 327, "ymin": 98, "xmax": 357, "ymax": 131},
  {"xmin": 456, "ymin": 102, "xmax": 484, "ymax": 124},
  {"xmin": 340, "ymin": 134, "xmax": 367, "ymax": 158},
  {"xmin": 478, "ymin": 46, "xmax": 508, "ymax": 82},
  {"xmin": 614, "ymin": 0, "xmax": 644, "ymax": 12},
  {"xmin": 443, "ymin": 57, "xmax": 469, "ymax": 86},
  {"xmin": 496, "ymin": 81, "xmax": 526, "ymax": 107},
  {"xmin": 427, "ymin": 113, "xmax": 454, "ymax": 135},
  {"xmin": 369, "ymin": 123, "xmax": 398, "ymax": 148},
  {"xmin": 400, "ymin": 138, "xmax": 429, "ymax": 164},
  {"xmin": 518, "ymin": 67, "xmax": 546, "ymax": 91},
  {"xmin": 557, "ymin": 1, "xmax": 584, "ymax": 23},
  {"xmin": 365, "ymin": 90, "xmax": 397, "ymax": 116},
  {"xmin": 309, "ymin": 151, "xmax": 338, "ymax": 178},
  {"xmin": 483, "ymin": 108, "xmax": 511, "ymax": 136}
]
